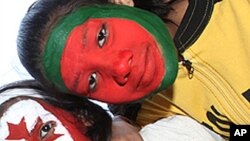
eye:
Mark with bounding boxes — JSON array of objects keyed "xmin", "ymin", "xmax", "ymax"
[
  {"xmin": 40, "ymin": 121, "xmax": 55, "ymax": 139},
  {"xmin": 89, "ymin": 72, "xmax": 97, "ymax": 92},
  {"xmin": 97, "ymin": 24, "xmax": 108, "ymax": 47}
]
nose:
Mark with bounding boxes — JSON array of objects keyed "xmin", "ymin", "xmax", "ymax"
[{"xmin": 112, "ymin": 50, "xmax": 133, "ymax": 86}]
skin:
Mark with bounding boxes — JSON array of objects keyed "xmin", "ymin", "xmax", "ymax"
[
  {"xmin": 111, "ymin": 116, "xmax": 143, "ymax": 141},
  {"xmin": 109, "ymin": 0, "xmax": 134, "ymax": 7},
  {"xmin": 0, "ymin": 98, "xmax": 90, "ymax": 141},
  {"xmin": 164, "ymin": 0, "xmax": 189, "ymax": 37},
  {"xmin": 43, "ymin": 4, "xmax": 178, "ymax": 103}
]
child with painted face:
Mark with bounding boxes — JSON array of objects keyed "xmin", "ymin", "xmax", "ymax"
[
  {"xmin": 17, "ymin": 0, "xmax": 178, "ymax": 104},
  {"xmin": 0, "ymin": 80, "xmax": 112, "ymax": 141}
]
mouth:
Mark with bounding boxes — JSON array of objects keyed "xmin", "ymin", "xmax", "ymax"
[{"xmin": 136, "ymin": 45, "xmax": 155, "ymax": 90}]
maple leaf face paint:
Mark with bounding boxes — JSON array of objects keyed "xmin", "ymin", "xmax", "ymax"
[
  {"xmin": 43, "ymin": 4, "xmax": 178, "ymax": 103},
  {"xmin": 0, "ymin": 91, "xmax": 90, "ymax": 141}
]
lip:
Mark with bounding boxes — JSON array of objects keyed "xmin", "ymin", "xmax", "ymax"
[{"xmin": 136, "ymin": 45, "xmax": 155, "ymax": 90}]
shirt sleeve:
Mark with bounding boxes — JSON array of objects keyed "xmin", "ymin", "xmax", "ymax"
[{"xmin": 139, "ymin": 115, "xmax": 225, "ymax": 141}]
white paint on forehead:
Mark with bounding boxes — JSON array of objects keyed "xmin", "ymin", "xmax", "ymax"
[
  {"xmin": 0, "ymin": 88, "xmax": 43, "ymax": 105},
  {"xmin": 0, "ymin": 99, "xmax": 73, "ymax": 141}
]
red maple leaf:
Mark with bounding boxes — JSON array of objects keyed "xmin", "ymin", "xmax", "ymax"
[
  {"xmin": 6, "ymin": 117, "xmax": 30, "ymax": 140},
  {"xmin": 6, "ymin": 116, "xmax": 63, "ymax": 140}
]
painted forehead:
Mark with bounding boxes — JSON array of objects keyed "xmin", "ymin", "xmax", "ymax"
[
  {"xmin": 43, "ymin": 4, "xmax": 175, "ymax": 93},
  {"xmin": 0, "ymin": 88, "xmax": 43, "ymax": 105}
]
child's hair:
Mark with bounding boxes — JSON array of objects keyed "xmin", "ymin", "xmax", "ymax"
[
  {"xmin": 0, "ymin": 80, "xmax": 112, "ymax": 141},
  {"xmin": 134, "ymin": 0, "xmax": 177, "ymax": 23}
]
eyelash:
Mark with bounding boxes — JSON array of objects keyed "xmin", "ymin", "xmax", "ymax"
[
  {"xmin": 88, "ymin": 72, "xmax": 97, "ymax": 93},
  {"xmin": 97, "ymin": 24, "xmax": 108, "ymax": 47},
  {"xmin": 40, "ymin": 121, "xmax": 56, "ymax": 139}
]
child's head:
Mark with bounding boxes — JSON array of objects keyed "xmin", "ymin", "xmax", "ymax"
[
  {"xmin": 17, "ymin": 0, "xmax": 178, "ymax": 103},
  {"xmin": 0, "ymin": 80, "xmax": 112, "ymax": 141}
]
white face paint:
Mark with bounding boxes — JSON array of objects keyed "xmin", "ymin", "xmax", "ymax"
[
  {"xmin": 0, "ymin": 99, "xmax": 74, "ymax": 141},
  {"xmin": 0, "ymin": 88, "xmax": 43, "ymax": 104}
]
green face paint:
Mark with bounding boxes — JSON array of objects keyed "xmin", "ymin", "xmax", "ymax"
[{"xmin": 43, "ymin": 4, "xmax": 178, "ymax": 95}]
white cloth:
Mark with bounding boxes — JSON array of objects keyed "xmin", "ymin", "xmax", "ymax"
[{"xmin": 139, "ymin": 115, "xmax": 225, "ymax": 141}]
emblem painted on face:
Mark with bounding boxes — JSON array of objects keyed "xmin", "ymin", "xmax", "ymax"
[
  {"xmin": 6, "ymin": 117, "xmax": 62, "ymax": 140},
  {"xmin": 0, "ymin": 88, "xmax": 90, "ymax": 141},
  {"xmin": 0, "ymin": 99, "xmax": 86, "ymax": 141}
]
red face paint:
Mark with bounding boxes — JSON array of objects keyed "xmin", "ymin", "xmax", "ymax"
[
  {"xmin": 37, "ymin": 100, "xmax": 90, "ymax": 141},
  {"xmin": 61, "ymin": 18, "xmax": 165, "ymax": 103}
]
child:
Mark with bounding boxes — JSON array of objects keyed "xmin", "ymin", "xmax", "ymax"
[{"xmin": 0, "ymin": 80, "xmax": 112, "ymax": 141}]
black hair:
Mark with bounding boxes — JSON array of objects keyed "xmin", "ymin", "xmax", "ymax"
[
  {"xmin": 17, "ymin": 0, "xmax": 111, "ymax": 92},
  {"xmin": 134, "ymin": 0, "xmax": 177, "ymax": 23},
  {"xmin": 0, "ymin": 80, "xmax": 112, "ymax": 141}
]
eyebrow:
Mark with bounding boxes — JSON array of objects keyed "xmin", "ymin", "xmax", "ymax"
[
  {"xmin": 82, "ymin": 28, "xmax": 89, "ymax": 47},
  {"xmin": 72, "ymin": 71, "xmax": 81, "ymax": 90}
]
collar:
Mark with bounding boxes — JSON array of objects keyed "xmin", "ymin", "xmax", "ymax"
[{"xmin": 174, "ymin": 0, "xmax": 222, "ymax": 53}]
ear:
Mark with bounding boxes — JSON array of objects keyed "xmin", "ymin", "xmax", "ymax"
[{"xmin": 109, "ymin": 0, "xmax": 134, "ymax": 7}]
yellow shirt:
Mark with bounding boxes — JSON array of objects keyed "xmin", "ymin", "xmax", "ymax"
[{"xmin": 137, "ymin": 0, "xmax": 250, "ymax": 138}]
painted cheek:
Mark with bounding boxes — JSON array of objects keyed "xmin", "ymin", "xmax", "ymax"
[
  {"xmin": 40, "ymin": 101, "xmax": 90, "ymax": 141},
  {"xmin": 56, "ymin": 115, "xmax": 89, "ymax": 141},
  {"xmin": 61, "ymin": 21, "xmax": 102, "ymax": 94},
  {"xmin": 55, "ymin": 112, "xmax": 90, "ymax": 141},
  {"xmin": 61, "ymin": 27, "xmax": 84, "ymax": 87},
  {"xmin": 61, "ymin": 25, "xmax": 89, "ymax": 93}
]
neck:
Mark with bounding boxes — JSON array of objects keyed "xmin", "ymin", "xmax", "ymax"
[{"xmin": 165, "ymin": 0, "xmax": 189, "ymax": 38}]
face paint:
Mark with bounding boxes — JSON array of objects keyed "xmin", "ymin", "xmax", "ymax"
[
  {"xmin": 43, "ymin": 4, "xmax": 178, "ymax": 103},
  {"xmin": 0, "ymin": 88, "xmax": 43, "ymax": 104},
  {"xmin": 61, "ymin": 18, "xmax": 165, "ymax": 103},
  {"xmin": 0, "ymin": 98, "xmax": 90, "ymax": 141},
  {"xmin": 6, "ymin": 117, "xmax": 62, "ymax": 140}
]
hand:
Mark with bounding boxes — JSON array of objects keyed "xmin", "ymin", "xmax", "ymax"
[
  {"xmin": 109, "ymin": 0, "xmax": 134, "ymax": 7},
  {"xmin": 111, "ymin": 116, "xmax": 143, "ymax": 141}
]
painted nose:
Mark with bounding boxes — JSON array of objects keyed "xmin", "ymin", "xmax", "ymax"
[{"xmin": 113, "ymin": 50, "xmax": 133, "ymax": 86}]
